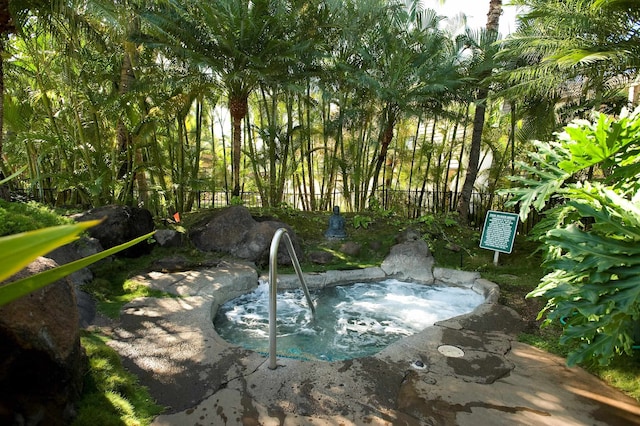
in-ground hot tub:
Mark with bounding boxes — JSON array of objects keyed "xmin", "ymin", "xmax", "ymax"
[{"xmin": 213, "ymin": 264, "xmax": 497, "ymax": 362}]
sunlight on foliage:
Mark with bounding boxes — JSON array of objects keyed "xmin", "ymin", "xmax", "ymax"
[
  {"xmin": 353, "ymin": 215, "xmax": 372, "ymax": 229},
  {"xmin": 73, "ymin": 332, "xmax": 163, "ymax": 426},
  {"xmin": 507, "ymin": 107, "xmax": 640, "ymax": 366},
  {"xmin": 0, "ymin": 199, "xmax": 73, "ymax": 236}
]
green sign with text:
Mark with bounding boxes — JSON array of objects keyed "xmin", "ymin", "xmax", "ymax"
[{"xmin": 479, "ymin": 210, "xmax": 519, "ymax": 254}]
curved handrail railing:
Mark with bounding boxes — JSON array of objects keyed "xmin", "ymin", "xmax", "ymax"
[{"xmin": 268, "ymin": 228, "xmax": 316, "ymax": 370}]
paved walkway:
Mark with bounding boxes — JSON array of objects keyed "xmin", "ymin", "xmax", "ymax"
[{"xmin": 97, "ymin": 263, "xmax": 640, "ymax": 425}]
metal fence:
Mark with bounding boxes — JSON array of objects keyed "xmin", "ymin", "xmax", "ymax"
[{"xmin": 9, "ymin": 181, "xmax": 542, "ymax": 234}]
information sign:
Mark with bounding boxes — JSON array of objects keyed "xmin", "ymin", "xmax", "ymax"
[{"xmin": 479, "ymin": 210, "xmax": 519, "ymax": 254}]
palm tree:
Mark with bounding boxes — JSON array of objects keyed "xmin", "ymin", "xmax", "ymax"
[
  {"xmin": 500, "ymin": 0, "xmax": 639, "ymax": 118},
  {"xmin": 456, "ymin": 0, "xmax": 502, "ymax": 222},
  {"xmin": 142, "ymin": 0, "xmax": 320, "ymax": 198},
  {"xmin": 367, "ymin": 8, "xmax": 460, "ymax": 201}
]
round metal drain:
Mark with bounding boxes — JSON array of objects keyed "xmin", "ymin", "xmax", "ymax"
[
  {"xmin": 437, "ymin": 345, "xmax": 465, "ymax": 358},
  {"xmin": 411, "ymin": 360, "xmax": 427, "ymax": 370}
]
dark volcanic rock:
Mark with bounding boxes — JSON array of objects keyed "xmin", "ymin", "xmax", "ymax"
[
  {"xmin": 47, "ymin": 237, "xmax": 103, "ymax": 288},
  {"xmin": 47, "ymin": 237, "xmax": 103, "ymax": 327},
  {"xmin": 189, "ymin": 206, "xmax": 303, "ymax": 265},
  {"xmin": 308, "ymin": 251, "xmax": 335, "ymax": 265},
  {"xmin": 340, "ymin": 241, "xmax": 361, "ymax": 256},
  {"xmin": 72, "ymin": 205, "xmax": 154, "ymax": 257},
  {"xmin": 154, "ymin": 229, "xmax": 183, "ymax": 248},
  {"xmin": 395, "ymin": 228, "xmax": 422, "ymax": 243},
  {"xmin": 0, "ymin": 257, "xmax": 85, "ymax": 426},
  {"xmin": 189, "ymin": 205, "xmax": 254, "ymax": 252}
]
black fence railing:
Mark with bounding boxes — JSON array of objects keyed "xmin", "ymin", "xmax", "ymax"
[{"xmin": 8, "ymin": 184, "xmax": 542, "ymax": 234}]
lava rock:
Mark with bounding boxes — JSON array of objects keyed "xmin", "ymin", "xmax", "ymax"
[
  {"xmin": 396, "ymin": 228, "xmax": 422, "ymax": 243},
  {"xmin": 154, "ymin": 229, "xmax": 183, "ymax": 248},
  {"xmin": 189, "ymin": 206, "xmax": 303, "ymax": 265},
  {"xmin": 47, "ymin": 237, "xmax": 103, "ymax": 288},
  {"xmin": 340, "ymin": 241, "xmax": 361, "ymax": 256},
  {"xmin": 0, "ymin": 257, "xmax": 86, "ymax": 425},
  {"xmin": 308, "ymin": 251, "xmax": 335, "ymax": 265},
  {"xmin": 72, "ymin": 205, "xmax": 154, "ymax": 257},
  {"xmin": 189, "ymin": 206, "xmax": 254, "ymax": 253},
  {"xmin": 381, "ymin": 240, "xmax": 435, "ymax": 283}
]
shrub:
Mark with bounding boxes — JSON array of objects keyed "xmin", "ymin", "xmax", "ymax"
[
  {"xmin": 507, "ymin": 108, "xmax": 640, "ymax": 366},
  {"xmin": 0, "ymin": 200, "xmax": 72, "ymax": 236}
]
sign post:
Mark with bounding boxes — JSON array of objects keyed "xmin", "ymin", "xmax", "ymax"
[{"xmin": 479, "ymin": 210, "xmax": 519, "ymax": 265}]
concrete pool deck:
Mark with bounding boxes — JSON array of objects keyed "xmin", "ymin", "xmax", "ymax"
[{"xmin": 98, "ymin": 261, "xmax": 640, "ymax": 425}]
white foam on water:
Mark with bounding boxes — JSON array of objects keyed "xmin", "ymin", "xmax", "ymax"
[{"xmin": 214, "ymin": 278, "xmax": 485, "ymax": 361}]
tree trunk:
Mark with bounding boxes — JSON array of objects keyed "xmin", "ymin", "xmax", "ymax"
[
  {"xmin": 229, "ymin": 95, "xmax": 248, "ymax": 198},
  {"xmin": 0, "ymin": 4, "xmax": 11, "ymax": 191},
  {"xmin": 304, "ymin": 83, "xmax": 316, "ymax": 210},
  {"xmin": 117, "ymin": 34, "xmax": 138, "ymax": 206},
  {"xmin": 457, "ymin": 97, "xmax": 487, "ymax": 221},
  {"xmin": 0, "ymin": 38, "xmax": 8, "ymax": 201},
  {"xmin": 456, "ymin": 0, "xmax": 502, "ymax": 222},
  {"xmin": 370, "ymin": 110, "xmax": 396, "ymax": 199}
]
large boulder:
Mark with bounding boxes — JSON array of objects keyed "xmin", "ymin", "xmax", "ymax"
[
  {"xmin": 189, "ymin": 205, "xmax": 254, "ymax": 253},
  {"xmin": 72, "ymin": 205, "xmax": 155, "ymax": 257},
  {"xmin": 0, "ymin": 257, "xmax": 85, "ymax": 425},
  {"xmin": 47, "ymin": 237, "xmax": 103, "ymax": 288},
  {"xmin": 47, "ymin": 238, "xmax": 103, "ymax": 328},
  {"xmin": 154, "ymin": 229, "xmax": 183, "ymax": 248},
  {"xmin": 381, "ymin": 240, "xmax": 435, "ymax": 283},
  {"xmin": 238, "ymin": 220, "xmax": 302, "ymax": 266},
  {"xmin": 189, "ymin": 206, "xmax": 303, "ymax": 265}
]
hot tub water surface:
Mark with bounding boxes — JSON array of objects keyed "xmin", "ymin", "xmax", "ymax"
[{"xmin": 214, "ymin": 279, "xmax": 484, "ymax": 361}]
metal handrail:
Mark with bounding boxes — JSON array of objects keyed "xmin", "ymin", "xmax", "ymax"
[{"xmin": 268, "ymin": 228, "xmax": 316, "ymax": 370}]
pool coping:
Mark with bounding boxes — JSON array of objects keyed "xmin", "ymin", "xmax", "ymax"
[{"xmin": 102, "ymin": 259, "xmax": 640, "ymax": 425}]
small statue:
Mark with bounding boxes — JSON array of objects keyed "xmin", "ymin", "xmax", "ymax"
[{"xmin": 325, "ymin": 206, "xmax": 347, "ymax": 239}]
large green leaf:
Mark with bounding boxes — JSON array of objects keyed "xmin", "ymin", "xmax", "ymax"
[
  {"xmin": 0, "ymin": 230, "xmax": 155, "ymax": 307},
  {"xmin": 0, "ymin": 221, "xmax": 102, "ymax": 282},
  {"xmin": 514, "ymin": 109, "xmax": 640, "ymax": 366}
]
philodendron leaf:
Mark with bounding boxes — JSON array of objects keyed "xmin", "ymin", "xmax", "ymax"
[
  {"xmin": 0, "ymin": 220, "xmax": 102, "ymax": 282},
  {"xmin": 0, "ymin": 230, "xmax": 155, "ymax": 307}
]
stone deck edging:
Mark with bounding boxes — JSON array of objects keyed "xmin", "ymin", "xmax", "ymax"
[{"xmin": 102, "ymin": 260, "xmax": 640, "ymax": 425}]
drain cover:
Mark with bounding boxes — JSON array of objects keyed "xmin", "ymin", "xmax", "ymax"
[{"xmin": 437, "ymin": 345, "xmax": 465, "ymax": 358}]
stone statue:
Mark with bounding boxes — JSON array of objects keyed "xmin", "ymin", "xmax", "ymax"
[{"xmin": 325, "ymin": 206, "xmax": 347, "ymax": 239}]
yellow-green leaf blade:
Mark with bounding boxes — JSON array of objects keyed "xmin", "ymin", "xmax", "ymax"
[
  {"xmin": 0, "ymin": 231, "xmax": 155, "ymax": 307},
  {"xmin": 0, "ymin": 220, "xmax": 102, "ymax": 283}
]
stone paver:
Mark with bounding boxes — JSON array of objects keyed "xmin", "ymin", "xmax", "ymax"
[{"xmin": 98, "ymin": 262, "xmax": 640, "ymax": 425}]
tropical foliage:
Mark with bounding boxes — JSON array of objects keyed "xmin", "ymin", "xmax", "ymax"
[
  {"xmin": 508, "ymin": 107, "xmax": 640, "ymax": 366},
  {"xmin": 1, "ymin": 0, "xmax": 523, "ymax": 219},
  {"xmin": 500, "ymin": 0, "xmax": 638, "ymax": 121},
  {"xmin": 2, "ymin": 0, "xmax": 639, "ymax": 370}
]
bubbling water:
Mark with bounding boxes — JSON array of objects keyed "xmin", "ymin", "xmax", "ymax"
[{"xmin": 214, "ymin": 279, "xmax": 484, "ymax": 361}]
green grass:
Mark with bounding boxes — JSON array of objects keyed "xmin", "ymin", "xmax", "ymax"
[
  {"xmin": 84, "ymin": 246, "xmax": 208, "ymax": 318},
  {"xmin": 73, "ymin": 331, "xmax": 164, "ymax": 426},
  {"xmin": 91, "ymin": 277, "xmax": 176, "ymax": 319},
  {"xmin": 596, "ymin": 355, "xmax": 640, "ymax": 402}
]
